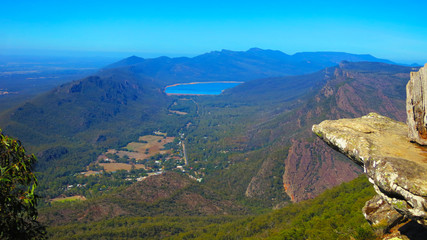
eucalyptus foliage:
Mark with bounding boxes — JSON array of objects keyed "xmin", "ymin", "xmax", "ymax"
[{"xmin": 0, "ymin": 129, "xmax": 46, "ymax": 239}]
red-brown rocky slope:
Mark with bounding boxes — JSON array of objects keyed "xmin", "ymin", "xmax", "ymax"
[{"xmin": 274, "ymin": 62, "xmax": 414, "ymax": 202}]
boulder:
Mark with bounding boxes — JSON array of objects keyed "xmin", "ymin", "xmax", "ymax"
[
  {"xmin": 363, "ymin": 195, "xmax": 404, "ymax": 234},
  {"xmin": 406, "ymin": 64, "xmax": 427, "ymax": 145},
  {"xmin": 312, "ymin": 113, "xmax": 427, "ymax": 227}
]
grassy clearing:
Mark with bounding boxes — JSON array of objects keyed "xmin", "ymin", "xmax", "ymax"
[
  {"xmin": 99, "ymin": 163, "xmax": 145, "ymax": 172},
  {"xmin": 51, "ymin": 195, "xmax": 87, "ymax": 203},
  {"xmin": 115, "ymin": 135, "xmax": 174, "ymax": 160},
  {"xmin": 80, "ymin": 134, "xmax": 177, "ymax": 175}
]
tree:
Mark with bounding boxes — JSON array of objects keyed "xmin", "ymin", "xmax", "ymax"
[{"xmin": 0, "ymin": 129, "xmax": 46, "ymax": 239}]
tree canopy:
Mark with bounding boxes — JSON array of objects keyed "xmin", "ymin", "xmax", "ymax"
[{"xmin": 0, "ymin": 129, "xmax": 45, "ymax": 239}]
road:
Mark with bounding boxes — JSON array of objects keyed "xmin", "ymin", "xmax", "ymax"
[{"xmin": 182, "ymin": 141, "xmax": 188, "ymax": 165}]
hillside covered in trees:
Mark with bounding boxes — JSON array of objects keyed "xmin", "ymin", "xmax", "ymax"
[{"xmin": 0, "ymin": 50, "xmax": 419, "ymax": 239}]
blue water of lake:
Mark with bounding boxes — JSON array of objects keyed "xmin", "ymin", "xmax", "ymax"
[{"xmin": 165, "ymin": 82, "xmax": 242, "ymax": 95}]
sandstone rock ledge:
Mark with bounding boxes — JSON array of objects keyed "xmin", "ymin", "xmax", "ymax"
[{"xmin": 312, "ymin": 113, "xmax": 427, "ymax": 229}]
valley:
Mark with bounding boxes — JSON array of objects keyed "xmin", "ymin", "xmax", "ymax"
[
  {"xmin": 0, "ymin": 49, "xmax": 420, "ymax": 239},
  {"xmin": 3, "ymin": 0, "xmax": 427, "ymax": 238}
]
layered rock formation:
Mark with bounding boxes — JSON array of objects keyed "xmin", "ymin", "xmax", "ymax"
[
  {"xmin": 313, "ymin": 112, "xmax": 427, "ymax": 236},
  {"xmin": 313, "ymin": 113, "xmax": 427, "ymax": 224},
  {"xmin": 407, "ymin": 63, "xmax": 427, "ymax": 145}
]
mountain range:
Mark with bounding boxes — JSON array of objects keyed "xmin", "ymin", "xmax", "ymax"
[
  {"xmin": 0, "ymin": 48, "xmax": 419, "ymax": 238},
  {"xmin": 105, "ymin": 48, "xmax": 394, "ymax": 84}
]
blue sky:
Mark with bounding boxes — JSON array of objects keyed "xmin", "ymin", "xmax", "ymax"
[{"xmin": 1, "ymin": 0, "xmax": 427, "ymax": 64}]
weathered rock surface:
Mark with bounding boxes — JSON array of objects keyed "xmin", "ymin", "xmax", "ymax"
[
  {"xmin": 363, "ymin": 195, "xmax": 404, "ymax": 234},
  {"xmin": 407, "ymin": 64, "xmax": 427, "ymax": 145},
  {"xmin": 312, "ymin": 113, "xmax": 427, "ymax": 227}
]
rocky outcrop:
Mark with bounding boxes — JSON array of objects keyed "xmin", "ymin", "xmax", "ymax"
[
  {"xmin": 407, "ymin": 64, "xmax": 427, "ymax": 145},
  {"xmin": 282, "ymin": 138, "xmax": 360, "ymax": 202},
  {"xmin": 362, "ymin": 195, "xmax": 404, "ymax": 234},
  {"xmin": 312, "ymin": 113, "xmax": 427, "ymax": 228}
]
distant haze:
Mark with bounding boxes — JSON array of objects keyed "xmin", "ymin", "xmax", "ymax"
[{"xmin": 1, "ymin": 1, "xmax": 427, "ymax": 64}]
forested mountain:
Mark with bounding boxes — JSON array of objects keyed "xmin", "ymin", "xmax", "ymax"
[
  {"xmin": 0, "ymin": 67, "xmax": 193, "ymax": 196},
  {"xmin": 41, "ymin": 172, "xmax": 247, "ymax": 226},
  {"xmin": 1, "ymin": 68, "xmax": 166, "ymax": 144},
  {"xmin": 0, "ymin": 55, "xmax": 113, "ymax": 113},
  {"xmin": 105, "ymin": 48, "xmax": 394, "ymax": 84},
  {"xmin": 0, "ymin": 49, "xmax": 417, "ymax": 238}
]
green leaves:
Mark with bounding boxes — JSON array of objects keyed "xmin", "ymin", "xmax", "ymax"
[{"xmin": 0, "ymin": 129, "xmax": 46, "ymax": 239}]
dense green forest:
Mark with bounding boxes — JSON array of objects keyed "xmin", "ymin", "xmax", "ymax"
[{"xmin": 46, "ymin": 175, "xmax": 376, "ymax": 239}]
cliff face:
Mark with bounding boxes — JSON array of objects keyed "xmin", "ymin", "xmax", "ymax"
[
  {"xmin": 313, "ymin": 113, "xmax": 427, "ymax": 235},
  {"xmin": 282, "ymin": 138, "xmax": 360, "ymax": 202},
  {"xmin": 307, "ymin": 63, "xmax": 410, "ymax": 123},
  {"xmin": 407, "ymin": 63, "xmax": 427, "ymax": 145}
]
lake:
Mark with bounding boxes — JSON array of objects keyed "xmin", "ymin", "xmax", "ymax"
[{"xmin": 165, "ymin": 81, "xmax": 243, "ymax": 95}]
